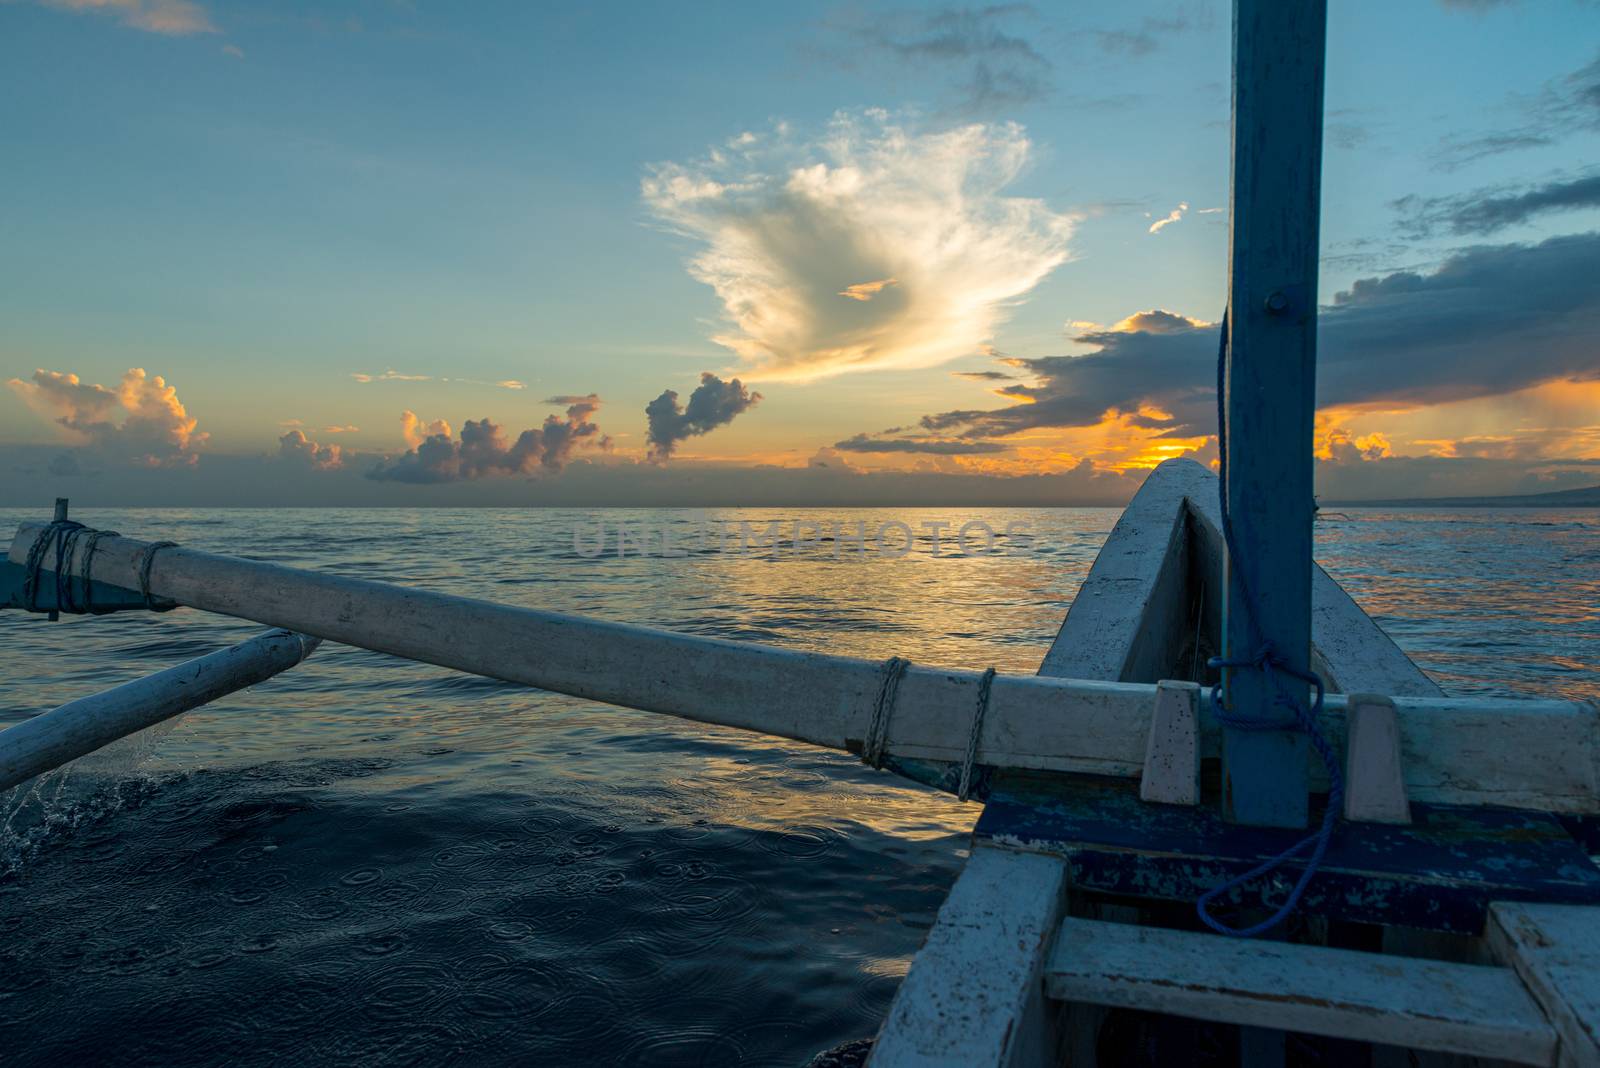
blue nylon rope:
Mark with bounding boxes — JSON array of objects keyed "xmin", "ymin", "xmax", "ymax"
[{"xmin": 1197, "ymin": 311, "xmax": 1345, "ymax": 938}]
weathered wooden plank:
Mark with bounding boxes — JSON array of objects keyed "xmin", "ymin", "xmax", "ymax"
[
  {"xmin": 1041, "ymin": 458, "xmax": 1191, "ymax": 684},
  {"xmin": 1045, "ymin": 917, "xmax": 1557, "ymax": 1064},
  {"xmin": 1489, "ymin": 903, "xmax": 1600, "ymax": 1068},
  {"xmin": 1220, "ymin": 0, "xmax": 1330, "ymax": 828},
  {"xmin": 0, "ymin": 629, "xmax": 319, "ymax": 791},
  {"xmin": 1343, "ymin": 694, "xmax": 1412, "ymax": 824},
  {"xmin": 869, "ymin": 848, "xmax": 1069, "ymax": 1067},
  {"xmin": 1141, "ymin": 680, "xmax": 1201, "ymax": 806},
  {"xmin": 8, "ymin": 522, "xmax": 1598, "ymax": 813}
]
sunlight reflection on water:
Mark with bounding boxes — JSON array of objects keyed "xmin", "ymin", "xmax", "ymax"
[{"xmin": 0, "ymin": 505, "xmax": 1593, "ymax": 1064}]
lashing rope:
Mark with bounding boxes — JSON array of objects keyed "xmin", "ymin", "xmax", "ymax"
[
  {"xmin": 863, "ymin": 657, "xmax": 997, "ymax": 805},
  {"xmin": 20, "ymin": 522, "xmax": 169, "ymax": 615},
  {"xmin": 1197, "ymin": 310, "xmax": 1344, "ymax": 938},
  {"xmin": 75, "ymin": 528, "xmax": 121, "ymax": 613},
  {"xmin": 22, "ymin": 519, "xmax": 84, "ymax": 613},
  {"xmin": 863, "ymin": 656, "xmax": 911, "ymax": 769},
  {"xmin": 958, "ymin": 667, "xmax": 997, "ymax": 802},
  {"xmin": 136, "ymin": 541, "xmax": 180, "ymax": 611}
]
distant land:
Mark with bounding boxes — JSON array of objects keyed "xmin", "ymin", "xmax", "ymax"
[{"xmin": 1325, "ymin": 484, "xmax": 1600, "ymax": 509}]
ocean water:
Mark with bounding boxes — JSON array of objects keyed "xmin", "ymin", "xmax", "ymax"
[{"xmin": 0, "ymin": 506, "xmax": 1595, "ymax": 1066}]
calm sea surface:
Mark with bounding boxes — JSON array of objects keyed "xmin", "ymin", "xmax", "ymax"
[{"xmin": 1, "ymin": 506, "xmax": 1596, "ymax": 1065}]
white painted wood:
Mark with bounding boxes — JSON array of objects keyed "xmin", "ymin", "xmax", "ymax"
[
  {"xmin": 868, "ymin": 848, "xmax": 1069, "ymax": 1067},
  {"xmin": 1490, "ymin": 903, "xmax": 1600, "ymax": 1068},
  {"xmin": 1045, "ymin": 917, "xmax": 1557, "ymax": 1065},
  {"xmin": 1051, "ymin": 456, "xmax": 1443, "ymax": 699},
  {"xmin": 1141, "ymin": 680, "xmax": 1200, "ymax": 806},
  {"xmin": 8, "ymin": 522, "xmax": 1597, "ymax": 814},
  {"xmin": 1042, "ymin": 460, "xmax": 1191, "ymax": 684},
  {"xmin": 1315, "ymin": 694, "xmax": 1598, "ymax": 814},
  {"xmin": 0, "ymin": 629, "xmax": 319, "ymax": 791},
  {"xmin": 1179, "ymin": 458, "xmax": 1443, "ymax": 699},
  {"xmin": 1343, "ymin": 694, "xmax": 1412, "ymax": 824}
]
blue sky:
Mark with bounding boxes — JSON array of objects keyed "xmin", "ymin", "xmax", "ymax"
[{"xmin": 3, "ymin": 0, "xmax": 1598, "ymax": 504}]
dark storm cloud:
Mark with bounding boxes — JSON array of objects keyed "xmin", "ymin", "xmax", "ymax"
[
  {"xmin": 1396, "ymin": 172, "xmax": 1600, "ymax": 237},
  {"xmin": 644, "ymin": 373, "xmax": 762, "ymax": 461},
  {"xmin": 833, "ymin": 433, "xmax": 1009, "ymax": 455},
  {"xmin": 916, "ymin": 232, "xmax": 1600, "ymax": 440},
  {"xmin": 367, "ymin": 395, "xmax": 609, "ymax": 483}
]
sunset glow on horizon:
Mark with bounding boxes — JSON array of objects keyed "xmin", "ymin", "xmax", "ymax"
[{"xmin": 3, "ymin": 1, "xmax": 1598, "ymax": 505}]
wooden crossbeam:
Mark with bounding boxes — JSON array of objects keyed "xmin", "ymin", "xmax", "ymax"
[{"xmin": 1046, "ymin": 917, "xmax": 1558, "ymax": 1064}]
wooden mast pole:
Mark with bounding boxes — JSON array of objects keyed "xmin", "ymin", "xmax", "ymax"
[{"xmin": 1222, "ymin": 0, "xmax": 1328, "ymax": 828}]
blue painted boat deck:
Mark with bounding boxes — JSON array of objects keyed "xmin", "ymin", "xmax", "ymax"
[{"xmin": 976, "ymin": 771, "xmax": 1600, "ymax": 934}]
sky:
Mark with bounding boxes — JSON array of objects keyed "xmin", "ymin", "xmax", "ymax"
[{"xmin": 2, "ymin": 0, "xmax": 1599, "ymax": 506}]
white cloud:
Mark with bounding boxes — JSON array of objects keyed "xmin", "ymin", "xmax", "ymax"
[
  {"xmin": 351, "ymin": 369, "xmax": 431, "ymax": 383},
  {"xmin": 278, "ymin": 430, "xmax": 343, "ymax": 470},
  {"xmin": 400, "ymin": 410, "xmax": 452, "ymax": 449},
  {"xmin": 642, "ymin": 112, "xmax": 1076, "ymax": 381},
  {"xmin": 1148, "ymin": 201, "xmax": 1189, "ymax": 234},
  {"xmin": 6, "ymin": 367, "xmax": 207, "ymax": 466},
  {"xmin": 38, "ymin": 0, "xmax": 217, "ymax": 36}
]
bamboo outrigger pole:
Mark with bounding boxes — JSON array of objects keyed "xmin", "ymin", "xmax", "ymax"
[
  {"xmin": 0, "ymin": 628, "xmax": 319, "ymax": 792},
  {"xmin": 6, "ymin": 521, "xmax": 1598, "ymax": 814}
]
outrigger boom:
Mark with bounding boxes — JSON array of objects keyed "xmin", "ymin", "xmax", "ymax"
[{"xmin": 4, "ymin": 512, "xmax": 1598, "ymax": 815}]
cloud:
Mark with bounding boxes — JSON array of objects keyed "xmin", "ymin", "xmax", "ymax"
[
  {"xmin": 6, "ymin": 367, "xmax": 207, "ymax": 466},
  {"xmin": 645, "ymin": 373, "xmax": 762, "ymax": 461},
  {"xmin": 1148, "ymin": 202, "xmax": 1189, "ymax": 234},
  {"xmin": 221, "ymin": 42, "xmax": 243, "ymax": 58},
  {"xmin": 35, "ymin": 0, "xmax": 217, "ymax": 34},
  {"xmin": 351, "ymin": 370, "xmax": 527, "ymax": 389},
  {"xmin": 277, "ymin": 430, "xmax": 344, "ymax": 470},
  {"xmin": 1395, "ymin": 171, "xmax": 1600, "ymax": 237},
  {"xmin": 642, "ymin": 112, "xmax": 1075, "ymax": 381},
  {"xmin": 1110, "ymin": 309, "xmax": 1210, "ymax": 333},
  {"xmin": 839, "ymin": 278, "xmax": 898, "ymax": 302},
  {"xmin": 806, "ymin": 445, "xmax": 859, "ymax": 471},
  {"xmin": 951, "ymin": 370, "xmax": 1015, "ymax": 381},
  {"xmin": 912, "ymin": 231, "xmax": 1600, "ymax": 441},
  {"xmin": 1434, "ymin": 50, "xmax": 1600, "ymax": 169},
  {"xmin": 352, "ymin": 369, "xmax": 431, "ymax": 383},
  {"xmin": 833, "ymin": 433, "xmax": 1008, "ymax": 455},
  {"xmin": 368, "ymin": 396, "xmax": 609, "ymax": 483},
  {"xmin": 1093, "ymin": 13, "xmax": 1198, "ymax": 56},
  {"xmin": 400, "ymin": 410, "xmax": 451, "ymax": 449},
  {"xmin": 832, "ymin": 4, "xmax": 1051, "ymax": 113}
]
